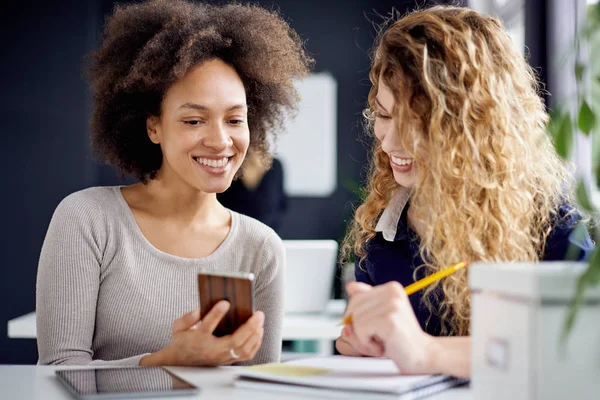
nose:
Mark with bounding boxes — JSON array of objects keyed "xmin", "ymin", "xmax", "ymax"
[
  {"xmin": 376, "ymin": 121, "xmax": 397, "ymax": 154},
  {"xmin": 203, "ymin": 122, "xmax": 233, "ymax": 151}
]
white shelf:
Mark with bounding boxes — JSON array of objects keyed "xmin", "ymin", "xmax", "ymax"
[{"xmin": 7, "ymin": 312, "xmax": 36, "ymax": 339}]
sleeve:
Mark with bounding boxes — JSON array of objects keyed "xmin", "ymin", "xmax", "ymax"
[
  {"xmin": 237, "ymin": 230, "xmax": 285, "ymax": 365},
  {"xmin": 543, "ymin": 206, "xmax": 595, "ymax": 261},
  {"xmin": 36, "ymin": 192, "xmax": 148, "ymax": 366},
  {"xmin": 354, "ymin": 256, "xmax": 375, "ymax": 285}
]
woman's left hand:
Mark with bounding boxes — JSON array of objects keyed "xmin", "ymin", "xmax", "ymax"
[{"xmin": 343, "ymin": 281, "xmax": 436, "ymax": 375}]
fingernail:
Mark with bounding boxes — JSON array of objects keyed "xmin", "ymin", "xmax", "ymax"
[
  {"xmin": 256, "ymin": 312, "xmax": 265, "ymax": 325},
  {"xmin": 218, "ymin": 301, "xmax": 230, "ymax": 311}
]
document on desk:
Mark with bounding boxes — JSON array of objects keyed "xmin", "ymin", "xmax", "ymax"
[{"xmin": 234, "ymin": 355, "xmax": 469, "ymax": 399}]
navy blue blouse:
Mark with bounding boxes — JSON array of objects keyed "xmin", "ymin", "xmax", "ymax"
[{"xmin": 355, "ymin": 204, "xmax": 594, "ymax": 336}]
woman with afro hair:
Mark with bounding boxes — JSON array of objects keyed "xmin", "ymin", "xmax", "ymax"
[{"xmin": 36, "ymin": 0, "xmax": 311, "ymax": 367}]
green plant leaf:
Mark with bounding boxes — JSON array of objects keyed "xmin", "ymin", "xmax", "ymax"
[
  {"xmin": 342, "ymin": 177, "xmax": 367, "ymax": 201},
  {"xmin": 565, "ymin": 224, "xmax": 590, "ymax": 261},
  {"xmin": 581, "ymin": 252, "xmax": 600, "ymax": 285},
  {"xmin": 547, "ymin": 108, "xmax": 561, "ymax": 142},
  {"xmin": 548, "ymin": 106, "xmax": 563, "ymax": 123},
  {"xmin": 578, "ymin": 100, "xmax": 596, "ymax": 135},
  {"xmin": 588, "ymin": 4, "xmax": 600, "ymax": 33},
  {"xmin": 342, "ymin": 178, "xmax": 360, "ymax": 194},
  {"xmin": 575, "ymin": 63, "xmax": 585, "ymax": 81},
  {"xmin": 550, "ymin": 111, "xmax": 573, "ymax": 158},
  {"xmin": 562, "ymin": 279, "xmax": 583, "ymax": 342},
  {"xmin": 562, "ymin": 248, "xmax": 600, "ymax": 342},
  {"xmin": 575, "ymin": 179, "xmax": 595, "ymax": 212}
]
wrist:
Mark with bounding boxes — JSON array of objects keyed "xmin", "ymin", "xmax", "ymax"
[
  {"xmin": 140, "ymin": 349, "xmax": 170, "ymax": 366},
  {"xmin": 422, "ymin": 336, "xmax": 443, "ymax": 374},
  {"xmin": 423, "ymin": 336, "xmax": 471, "ymax": 378}
]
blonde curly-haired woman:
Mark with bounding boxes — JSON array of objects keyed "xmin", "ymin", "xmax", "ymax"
[{"xmin": 338, "ymin": 5, "xmax": 594, "ymax": 378}]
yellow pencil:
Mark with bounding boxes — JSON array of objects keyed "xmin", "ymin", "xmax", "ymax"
[{"xmin": 340, "ymin": 260, "xmax": 469, "ymax": 326}]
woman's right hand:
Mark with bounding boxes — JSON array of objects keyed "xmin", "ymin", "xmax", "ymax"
[
  {"xmin": 335, "ymin": 324, "xmax": 384, "ymax": 357},
  {"xmin": 335, "ymin": 280, "xmax": 385, "ymax": 357},
  {"xmin": 140, "ymin": 300, "xmax": 265, "ymax": 366}
]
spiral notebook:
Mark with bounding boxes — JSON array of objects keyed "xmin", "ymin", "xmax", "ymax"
[{"xmin": 235, "ymin": 356, "xmax": 469, "ymax": 399}]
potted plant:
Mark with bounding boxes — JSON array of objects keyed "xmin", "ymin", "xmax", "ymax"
[{"xmin": 547, "ymin": 2, "xmax": 600, "ymax": 338}]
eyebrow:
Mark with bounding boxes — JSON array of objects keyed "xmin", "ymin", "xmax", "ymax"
[
  {"xmin": 178, "ymin": 103, "xmax": 247, "ymax": 112},
  {"xmin": 374, "ymin": 97, "xmax": 390, "ymax": 114}
]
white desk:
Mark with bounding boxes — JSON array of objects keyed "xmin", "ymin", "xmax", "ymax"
[
  {"xmin": 8, "ymin": 300, "xmax": 346, "ymax": 356},
  {"xmin": 0, "ymin": 364, "xmax": 471, "ymax": 399}
]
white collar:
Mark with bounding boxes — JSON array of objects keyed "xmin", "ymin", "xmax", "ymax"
[{"xmin": 374, "ymin": 187, "xmax": 412, "ymax": 242}]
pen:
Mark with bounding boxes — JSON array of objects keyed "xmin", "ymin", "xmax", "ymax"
[{"xmin": 340, "ymin": 260, "xmax": 469, "ymax": 326}]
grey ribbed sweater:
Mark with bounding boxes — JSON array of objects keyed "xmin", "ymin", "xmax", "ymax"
[{"xmin": 36, "ymin": 186, "xmax": 285, "ymax": 366}]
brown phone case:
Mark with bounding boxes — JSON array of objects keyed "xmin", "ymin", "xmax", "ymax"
[{"xmin": 197, "ymin": 273, "xmax": 255, "ymax": 337}]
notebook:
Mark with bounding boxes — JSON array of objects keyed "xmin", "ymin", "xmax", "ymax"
[{"xmin": 234, "ymin": 356, "xmax": 469, "ymax": 399}]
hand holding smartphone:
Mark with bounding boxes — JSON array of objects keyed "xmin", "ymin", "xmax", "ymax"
[{"xmin": 141, "ymin": 271, "xmax": 263, "ymax": 367}]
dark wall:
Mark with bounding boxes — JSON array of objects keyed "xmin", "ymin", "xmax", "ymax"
[
  {"xmin": 0, "ymin": 1, "xmax": 102, "ymax": 363},
  {"xmin": 0, "ymin": 0, "xmax": 438, "ymax": 364},
  {"xmin": 525, "ymin": 0, "xmax": 548, "ymax": 107}
]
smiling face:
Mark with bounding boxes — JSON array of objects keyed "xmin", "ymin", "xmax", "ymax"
[
  {"xmin": 372, "ymin": 79, "xmax": 421, "ymax": 189},
  {"xmin": 146, "ymin": 58, "xmax": 250, "ymax": 194}
]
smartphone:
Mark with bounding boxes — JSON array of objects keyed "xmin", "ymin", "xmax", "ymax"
[
  {"xmin": 55, "ymin": 367, "xmax": 200, "ymax": 399},
  {"xmin": 197, "ymin": 272, "xmax": 255, "ymax": 337}
]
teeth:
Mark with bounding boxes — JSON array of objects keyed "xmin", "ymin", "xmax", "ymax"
[
  {"xmin": 195, "ymin": 157, "xmax": 229, "ymax": 168},
  {"xmin": 391, "ymin": 156, "xmax": 413, "ymax": 166}
]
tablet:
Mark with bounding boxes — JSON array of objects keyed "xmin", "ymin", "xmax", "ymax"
[{"xmin": 55, "ymin": 367, "xmax": 200, "ymax": 399}]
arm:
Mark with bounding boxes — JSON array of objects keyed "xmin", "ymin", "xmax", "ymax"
[
  {"xmin": 344, "ymin": 281, "xmax": 471, "ymax": 378},
  {"xmin": 237, "ymin": 231, "xmax": 285, "ymax": 365},
  {"xmin": 337, "ymin": 318, "xmax": 471, "ymax": 376},
  {"xmin": 36, "ymin": 193, "xmax": 147, "ymax": 366},
  {"xmin": 425, "ymin": 336, "xmax": 471, "ymax": 378}
]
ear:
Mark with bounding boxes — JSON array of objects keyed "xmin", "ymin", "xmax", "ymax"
[{"xmin": 146, "ymin": 115, "xmax": 160, "ymax": 144}]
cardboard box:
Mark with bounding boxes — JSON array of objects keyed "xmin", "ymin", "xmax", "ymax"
[{"xmin": 469, "ymin": 262, "xmax": 600, "ymax": 400}]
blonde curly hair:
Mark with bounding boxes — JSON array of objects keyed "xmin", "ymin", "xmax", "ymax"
[{"xmin": 343, "ymin": 6, "xmax": 572, "ymax": 335}]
